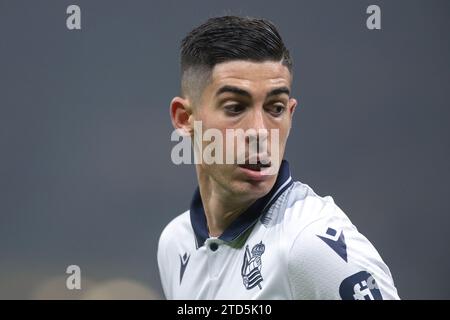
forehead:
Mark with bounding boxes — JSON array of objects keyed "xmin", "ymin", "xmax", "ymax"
[{"xmin": 209, "ymin": 60, "xmax": 292, "ymax": 93}]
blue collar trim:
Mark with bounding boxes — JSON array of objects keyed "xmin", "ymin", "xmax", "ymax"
[{"xmin": 189, "ymin": 160, "xmax": 293, "ymax": 248}]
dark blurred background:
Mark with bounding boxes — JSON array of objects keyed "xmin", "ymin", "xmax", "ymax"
[{"xmin": 0, "ymin": 0, "xmax": 449, "ymax": 299}]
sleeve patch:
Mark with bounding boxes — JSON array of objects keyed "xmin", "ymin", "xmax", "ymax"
[{"xmin": 339, "ymin": 271, "xmax": 383, "ymax": 300}]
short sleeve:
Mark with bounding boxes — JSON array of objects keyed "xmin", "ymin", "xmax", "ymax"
[{"xmin": 287, "ymin": 202, "xmax": 400, "ymax": 300}]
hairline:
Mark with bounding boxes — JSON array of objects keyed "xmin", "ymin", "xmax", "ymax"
[{"xmin": 181, "ymin": 58, "xmax": 293, "ymax": 106}]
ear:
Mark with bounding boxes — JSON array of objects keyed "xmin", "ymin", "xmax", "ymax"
[
  {"xmin": 288, "ymin": 98, "xmax": 298, "ymax": 119},
  {"xmin": 170, "ymin": 96, "xmax": 194, "ymax": 136}
]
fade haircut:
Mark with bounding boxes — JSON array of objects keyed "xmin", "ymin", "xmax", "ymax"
[{"xmin": 180, "ymin": 15, "xmax": 293, "ymax": 104}]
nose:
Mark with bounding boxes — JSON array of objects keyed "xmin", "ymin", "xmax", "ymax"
[
  {"xmin": 245, "ymin": 109, "xmax": 269, "ymax": 152},
  {"xmin": 249, "ymin": 108, "xmax": 267, "ymax": 131}
]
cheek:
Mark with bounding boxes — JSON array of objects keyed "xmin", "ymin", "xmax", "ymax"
[
  {"xmin": 280, "ymin": 127, "xmax": 290, "ymax": 143},
  {"xmin": 281, "ymin": 118, "xmax": 293, "ymax": 138},
  {"xmin": 196, "ymin": 109, "xmax": 222, "ymax": 131},
  {"xmin": 270, "ymin": 121, "xmax": 290, "ymax": 144}
]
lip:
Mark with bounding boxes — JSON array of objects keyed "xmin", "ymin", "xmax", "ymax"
[{"xmin": 237, "ymin": 164, "xmax": 272, "ymax": 181}]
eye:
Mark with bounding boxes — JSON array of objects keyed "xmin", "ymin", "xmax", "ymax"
[
  {"xmin": 224, "ymin": 104, "xmax": 246, "ymax": 116},
  {"xmin": 266, "ymin": 104, "xmax": 286, "ymax": 117}
]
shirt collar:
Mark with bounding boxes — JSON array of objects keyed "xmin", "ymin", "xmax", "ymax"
[{"xmin": 189, "ymin": 160, "xmax": 293, "ymax": 248}]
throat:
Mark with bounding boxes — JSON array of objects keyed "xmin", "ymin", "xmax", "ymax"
[{"xmin": 201, "ymin": 190, "xmax": 256, "ymax": 238}]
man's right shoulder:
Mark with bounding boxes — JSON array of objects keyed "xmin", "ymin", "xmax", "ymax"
[
  {"xmin": 157, "ymin": 210, "xmax": 192, "ymax": 299},
  {"xmin": 158, "ymin": 210, "xmax": 192, "ymax": 250}
]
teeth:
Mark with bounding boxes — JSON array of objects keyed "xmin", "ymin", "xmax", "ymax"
[
  {"xmin": 240, "ymin": 163, "xmax": 271, "ymax": 171},
  {"xmin": 258, "ymin": 162, "xmax": 271, "ymax": 168},
  {"xmin": 244, "ymin": 165, "xmax": 261, "ymax": 171}
]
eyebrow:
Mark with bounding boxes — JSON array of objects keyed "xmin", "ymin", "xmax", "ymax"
[
  {"xmin": 267, "ymin": 87, "xmax": 290, "ymax": 98},
  {"xmin": 215, "ymin": 85, "xmax": 290, "ymax": 99}
]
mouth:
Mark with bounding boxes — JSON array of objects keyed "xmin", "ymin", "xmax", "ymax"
[{"xmin": 238, "ymin": 161, "xmax": 271, "ymax": 172}]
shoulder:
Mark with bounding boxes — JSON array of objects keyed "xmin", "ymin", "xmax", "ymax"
[
  {"xmin": 157, "ymin": 210, "xmax": 193, "ymax": 269},
  {"xmin": 158, "ymin": 210, "xmax": 191, "ymax": 253},
  {"xmin": 157, "ymin": 210, "xmax": 192, "ymax": 299},
  {"xmin": 278, "ymin": 181, "xmax": 341, "ymax": 239},
  {"xmin": 282, "ymin": 181, "xmax": 399, "ymax": 299}
]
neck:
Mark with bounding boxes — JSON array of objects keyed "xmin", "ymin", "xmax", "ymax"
[{"xmin": 196, "ymin": 170, "xmax": 256, "ymax": 238}]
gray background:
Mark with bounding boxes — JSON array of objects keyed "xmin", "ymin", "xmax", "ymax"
[{"xmin": 0, "ymin": 0, "xmax": 449, "ymax": 299}]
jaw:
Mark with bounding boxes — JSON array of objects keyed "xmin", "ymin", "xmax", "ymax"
[{"xmin": 196, "ymin": 163, "xmax": 277, "ymax": 203}]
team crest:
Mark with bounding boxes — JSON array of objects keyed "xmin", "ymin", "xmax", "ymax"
[{"xmin": 241, "ymin": 241, "xmax": 265, "ymax": 290}]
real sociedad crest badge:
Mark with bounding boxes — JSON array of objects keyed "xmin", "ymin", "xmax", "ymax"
[{"xmin": 241, "ymin": 241, "xmax": 265, "ymax": 290}]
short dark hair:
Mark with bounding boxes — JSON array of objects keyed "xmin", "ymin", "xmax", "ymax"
[{"xmin": 180, "ymin": 16, "xmax": 292, "ymax": 101}]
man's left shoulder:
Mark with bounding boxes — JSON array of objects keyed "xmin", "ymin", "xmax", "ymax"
[
  {"xmin": 279, "ymin": 181, "xmax": 350, "ymax": 238},
  {"xmin": 280, "ymin": 182, "xmax": 400, "ymax": 299}
]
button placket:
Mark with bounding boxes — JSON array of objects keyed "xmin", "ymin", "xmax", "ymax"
[{"xmin": 206, "ymin": 239, "xmax": 222, "ymax": 278}]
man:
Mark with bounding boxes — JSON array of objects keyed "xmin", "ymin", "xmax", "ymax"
[{"xmin": 158, "ymin": 15, "xmax": 399, "ymax": 299}]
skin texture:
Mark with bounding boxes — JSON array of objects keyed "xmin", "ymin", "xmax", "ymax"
[{"xmin": 171, "ymin": 60, "xmax": 297, "ymax": 237}]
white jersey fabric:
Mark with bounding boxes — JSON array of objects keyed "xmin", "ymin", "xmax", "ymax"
[{"xmin": 158, "ymin": 160, "xmax": 399, "ymax": 300}]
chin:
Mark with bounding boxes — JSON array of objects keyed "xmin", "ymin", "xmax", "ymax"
[{"xmin": 231, "ymin": 175, "xmax": 276, "ymax": 199}]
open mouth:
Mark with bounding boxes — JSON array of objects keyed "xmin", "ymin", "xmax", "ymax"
[{"xmin": 238, "ymin": 162, "xmax": 271, "ymax": 172}]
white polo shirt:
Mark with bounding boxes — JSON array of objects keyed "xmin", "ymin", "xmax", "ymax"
[{"xmin": 157, "ymin": 160, "xmax": 400, "ymax": 300}]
